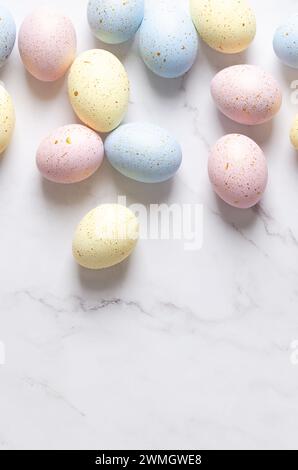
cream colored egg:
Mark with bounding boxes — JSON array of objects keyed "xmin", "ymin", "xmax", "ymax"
[
  {"xmin": 73, "ymin": 204, "xmax": 139, "ymax": 270},
  {"xmin": 290, "ymin": 115, "xmax": 298, "ymax": 150},
  {"xmin": 68, "ymin": 49, "xmax": 129, "ymax": 133},
  {"xmin": 0, "ymin": 84, "xmax": 15, "ymax": 154},
  {"xmin": 190, "ymin": 0, "xmax": 256, "ymax": 54}
]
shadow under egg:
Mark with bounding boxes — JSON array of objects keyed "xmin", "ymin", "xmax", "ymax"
[
  {"xmin": 107, "ymin": 159, "xmax": 176, "ymax": 206},
  {"xmin": 40, "ymin": 163, "xmax": 107, "ymax": 207},
  {"xmin": 0, "ymin": 146, "xmax": 10, "ymax": 165},
  {"xmin": 76, "ymin": 247, "xmax": 134, "ymax": 293},
  {"xmin": 214, "ymin": 109, "xmax": 275, "ymax": 147},
  {"xmin": 213, "ymin": 192, "xmax": 259, "ymax": 230},
  {"xmin": 199, "ymin": 39, "xmax": 249, "ymax": 73},
  {"xmin": 24, "ymin": 70, "xmax": 66, "ymax": 101},
  {"xmin": 90, "ymin": 34, "xmax": 135, "ymax": 61},
  {"xmin": 277, "ymin": 61, "xmax": 298, "ymax": 86}
]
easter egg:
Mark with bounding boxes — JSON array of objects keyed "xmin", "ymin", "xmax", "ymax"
[
  {"xmin": 18, "ymin": 7, "xmax": 76, "ymax": 82},
  {"xmin": 190, "ymin": 0, "xmax": 256, "ymax": 54},
  {"xmin": 68, "ymin": 49, "xmax": 129, "ymax": 133},
  {"xmin": 36, "ymin": 124, "xmax": 104, "ymax": 184},
  {"xmin": 87, "ymin": 0, "xmax": 144, "ymax": 44},
  {"xmin": 290, "ymin": 115, "xmax": 298, "ymax": 149},
  {"xmin": 208, "ymin": 134, "xmax": 268, "ymax": 209},
  {"xmin": 211, "ymin": 65, "xmax": 282, "ymax": 125},
  {"xmin": 139, "ymin": 2, "xmax": 198, "ymax": 78},
  {"xmin": 0, "ymin": 84, "xmax": 15, "ymax": 154},
  {"xmin": 73, "ymin": 204, "xmax": 139, "ymax": 269},
  {"xmin": 0, "ymin": 6, "xmax": 16, "ymax": 67},
  {"xmin": 273, "ymin": 14, "xmax": 298, "ymax": 68},
  {"xmin": 105, "ymin": 122, "xmax": 182, "ymax": 183}
]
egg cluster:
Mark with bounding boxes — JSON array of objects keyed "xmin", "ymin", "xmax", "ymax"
[{"xmin": 0, "ymin": 1, "xmax": 297, "ymax": 269}]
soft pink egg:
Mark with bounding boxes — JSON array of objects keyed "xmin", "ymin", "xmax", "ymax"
[
  {"xmin": 18, "ymin": 7, "xmax": 76, "ymax": 82},
  {"xmin": 36, "ymin": 124, "xmax": 104, "ymax": 184},
  {"xmin": 208, "ymin": 134, "xmax": 268, "ymax": 209},
  {"xmin": 211, "ymin": 65, "xmax": 282, "ymax": 125}
]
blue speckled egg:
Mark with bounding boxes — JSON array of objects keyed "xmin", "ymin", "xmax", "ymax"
[
  {"xmin": 273, "ymin": 14, "xmax": 298, "ymax": 68},
  {"xmin": 87, "ymin": 0, "xmax": 144, "ymax": 44},
  {"xmin": 139, "ymin": 2, "xmax": 198, "ymax": 78},
  {"xmin": 105, "ymin": 122, "xmax": 182, "ymax": 183},
  {"xmin": 0, "ymin": 6, "xmax": 16, "ymax": 67}
]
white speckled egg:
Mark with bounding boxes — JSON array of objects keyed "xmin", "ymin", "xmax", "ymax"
[
  {"xmin": 139, "ymin": 2, "xmax": 198, "ymax": 78},
  {"xmin": 105, "ymin": 122, "xmax": 182, "ymax": 183},
  {"xmin": 18, "ymin": 7, "xmax": 77, "ymax": 82},
  {"xmin": 0, "ymin": 84, "xmax": 15, "ymax": 154},
  {"xmin": 68, "ymin": 49, "xmax": 129, "ymax": 133},
  {"xmin": 36, "ymin": 124, "xmax": 104, "ymax": 184},
  {"xmin": 208, "ymin": 134, "xmax": 268, "ymax": 209},
  {"xmin": 87, "ymin": 0, "xmax": 144, "ymax": 44},
  {"xmin": 190, "ymin": 0, "xmax": 256, "ymax": 54},
  {"xmin": 211, "ymin": 65, "xmax": 282, "ymax": 125},
  {"xmin": 73, "ymin": 204, "xmax": 139, "ymax": 269},
  {"xmin": 273, "ymin": 14, "xmax": 298, "ymax": 68},
  {"xmin": 0, "ymin": 6, "xmax": 16, "ymax": 67},
  {"xmin": 290, "ymin": 115, "xmax": 298, "ymax": 149}
]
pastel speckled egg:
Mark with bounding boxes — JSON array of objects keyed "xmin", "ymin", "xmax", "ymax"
[
  {"xmin": 0, "ymin": 84, "xmax": 15, "ymax": 154},
  {"xmin": 208, "ymin": 134, "xmax": 268, "ymax": 209},
  {"xmin": 73, "ymin": 204, "xmax": 139, "ymax": 270},
  {"xmin": 139, "ymin": 2, "xmax": 198, "ymax": 78},
  {"xmin": 0, "ymin": 6, "xmax": 16, "ymax": 67},
  {"xmin": 190, "ymin": 0, "xmax": 256, "ymax": 54},
  {"xmin": 290, "ymin": 115, "xmax": 298, "ymax": 149},
  {"xmin": 273, "ymin": 14, "xmax": 298, "ymax": 68},
  {"xmin": 105, "ymin": 122, "xmax": 182, "ymax": 183},
  {"xmin": 87, "ymin": 0, "xmax": 144, "ymax": 44},
  {"xmin": 68, "ymin": 49, "xmax": 129, "ymax": 132},
  {"xmin": 36, "ymin": 124, "xmax": 104, "ymax": 184},
  {"xmin": 211, "ymin": 65, "xmax": 282, "ymax": 125},
  {"xmin": 18, "ymin": 7, "xmax": 76, "ymax": 82}
]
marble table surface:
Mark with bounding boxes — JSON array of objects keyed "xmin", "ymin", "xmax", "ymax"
[{"xmin": 1, "ymin": 0, "xmax": 298, "ymax": 450}]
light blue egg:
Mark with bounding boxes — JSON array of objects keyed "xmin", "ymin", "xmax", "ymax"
[
  {"xmin": 139, "ymin": 3, "xmax": 198, "ymax": 78},
  {"xmin": 105, "ymin": 122, "xmax": 182, "ymax": 183},
  {"xmin": 87, "ymin": 0, "xmax": 144, "ymax": 44},
  {"xmin": 0, "ymin": 6, "xmax": 16, "ymax": 67},
  {"xmin": 273, "ymin": 14, "xmax": 298, "ymax": 68}
]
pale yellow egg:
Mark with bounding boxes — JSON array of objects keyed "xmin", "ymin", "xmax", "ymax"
[
  {"xmin": 0, "ymin": 84, "xmax": 15, "ymax": 154},
  {"xmin": 190, "ymin": 0, "xmax": 256, "ymax": 54},
  {"xmin": 73, "ymin": 204, "xmax": 139, "ymax": 270},
  {"xmin": 290, "ymin": 115, "xmax": 298, "ymax": 150},
  {"xmin": 68, "ymin": 49, "xmax": 129, "ymax": 133}
]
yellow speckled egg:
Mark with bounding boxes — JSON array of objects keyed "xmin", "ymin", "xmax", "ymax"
[
  {"xmin": 68, "ymin": 49, "xmax": 129, "ymax": 133},
  {"xmin": 0, "ymin": 84, "xmax": 15, "ymax": 155},
  {"xmin": 290, "ymin": 115, "xmax": 298, "ymax": 150},
  {"xmin": 73, "ymin": 204, "xmax": 139, "ymax": 270},
  {"xmin": 190, "ymin": 0, "xmax": 256, "ymax": 54}
]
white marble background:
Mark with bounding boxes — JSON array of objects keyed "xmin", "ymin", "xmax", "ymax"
[{"xmin": 0, "ymin": 0, "xmax": 298, "ymax": 450}]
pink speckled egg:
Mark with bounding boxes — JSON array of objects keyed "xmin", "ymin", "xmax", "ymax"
[
  {"xmin": 211, "ymin": 65, "xmax": 282, "ymax": 125},
  {"xmin": 18, "ymin": 7, "xmax": 76, "ymax": 82},
  {"xmin": 208, "ymin": 134, "xmax": 268, "ymax": 209},
  {"xmin": 36, "ymin": 124, "xmax": 104, "ymax": 184}
]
